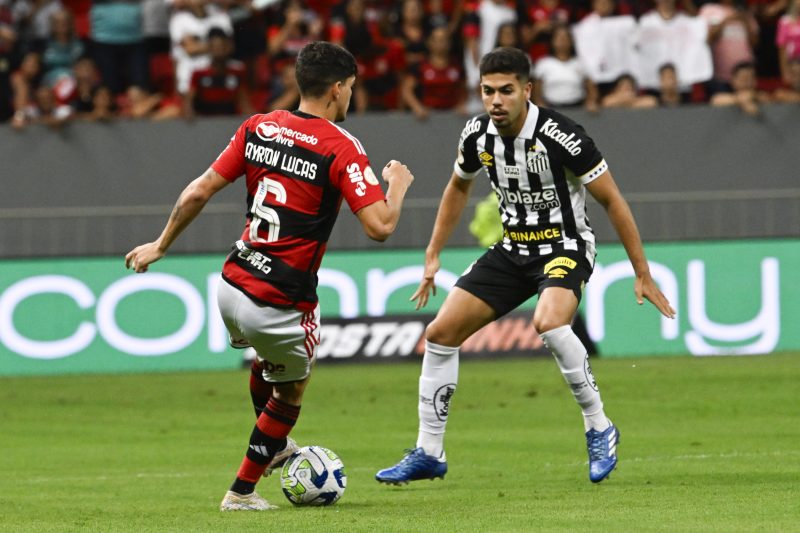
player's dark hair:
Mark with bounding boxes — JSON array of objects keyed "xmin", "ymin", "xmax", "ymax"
[
  {"xmin": 295, "ymin": 41, "xmax": 357, "ymax": 98},
  {"xmin": 479, "ymin": 47, "xmax": 532, "ymax": 82}
]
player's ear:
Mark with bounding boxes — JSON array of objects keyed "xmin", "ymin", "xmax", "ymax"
[{"xmin": 332, "ymin": 80, "xmax": 342, "ymax": 101}]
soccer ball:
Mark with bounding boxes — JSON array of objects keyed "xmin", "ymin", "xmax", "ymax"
[{"xmin": 280, "ymin": 445, "xmax": 347, "ymax": 506}]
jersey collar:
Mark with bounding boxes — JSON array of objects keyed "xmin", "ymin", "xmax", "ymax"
[{"xmin": 486, "ymin": 102, "xmax": 540, "ymax": 139}]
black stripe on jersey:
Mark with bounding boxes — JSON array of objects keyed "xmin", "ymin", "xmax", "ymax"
[
  {"xmin": 227, "ymin": 248, "xmax": 317, "ymax": 304},
  {"xmin": 242, "ymin": 197, "xmax": 338, "ymax": 242},
  {"xmin": 501, "ymin": 136, "xmax": 516, "ymax": 169},
  {"xmin": 552, "ymin": 169, "xmax": 578, "ymax": 243},
  {"xmin": 244, "ymin": 131, "xmax": 334, "ymax": 184}
]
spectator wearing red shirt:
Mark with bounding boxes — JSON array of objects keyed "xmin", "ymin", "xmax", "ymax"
[
  {"xmin": 520, "ymin": 0, "xmax": 570, "ymax": 62},
  {"xmin": 401, "ymin": 24, "xmax": 465, "ymax": 119},
  {"xmin": 187, "ymin": 27, "xmax": 253, "ymax": 116},
  {"xmin": 330, "ymin": 0, "xmax": 404, "ymax": 111}
]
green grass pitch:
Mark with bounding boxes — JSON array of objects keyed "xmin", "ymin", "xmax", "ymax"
[{"xmin": 1, "ymin": 353, "xmax": 798, "ymax": 532}]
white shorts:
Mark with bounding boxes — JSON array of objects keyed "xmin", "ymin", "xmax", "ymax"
[{"xmin": 217, "ymin": 279, "xmax": 320, "ymax": 383}]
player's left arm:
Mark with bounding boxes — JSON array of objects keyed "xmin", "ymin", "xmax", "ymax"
[
  {"xmin": 586, "ymin": 170, "xmax": 676, "ymax": 319},
  {"xmin": 125, "ymin": 168, "xmax": 231, "ymax": 273}
]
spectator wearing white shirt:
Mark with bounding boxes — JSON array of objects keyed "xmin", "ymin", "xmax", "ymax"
[
  {"xmin": 533, "ymin": 25, "xmax": 598, "ymax": 111},
  {"xmin": 573, "ymin": 0, "xmax": 638, "ymax": 96},
  {"xmin": 635, "ymin": 0, "xmax": 713, "ymax": 90},
  {"xmin": 169, "ymin": 0, "xmax": 232, "ymax": 94}
]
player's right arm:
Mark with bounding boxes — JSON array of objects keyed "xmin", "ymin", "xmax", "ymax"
[
  {"xmin": 355, "ymin": 160, "xmax": 414, "ymax": 242},
  {"xmin": 411, "ymin": 117, "xmax": 484, "ymax": 309},
  {"xmin": 410, "ymin": 171, "xmax": 475, "ymax": 310},
  {"xmin": 125, "ymin": 168, "xmax": 231, "ymax": 273}
]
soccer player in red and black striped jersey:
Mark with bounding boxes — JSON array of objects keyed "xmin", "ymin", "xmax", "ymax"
[{"xmin": 125, "ymin": 42, "xmax": 414, "ymax": 511}]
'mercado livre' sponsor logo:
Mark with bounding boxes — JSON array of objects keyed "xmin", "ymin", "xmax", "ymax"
[{"xmin": 255, "ymin": 121, "xmax": 319, "ymax": 147}]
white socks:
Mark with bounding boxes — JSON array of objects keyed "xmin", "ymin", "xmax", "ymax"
[
  {"xmin": 540, "ymin": 325, "xmax": 610, "ymax": 432},
  {"xmin": 416, "ymin": 341, "xmax": 459, "ymax": 458}
]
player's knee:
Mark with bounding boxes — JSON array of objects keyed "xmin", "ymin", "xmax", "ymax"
[
  {"xmin": 425, "ymin": 320, "xmax": 459, "ymax": 347},
  {"xmin": 273, "ymin": 379, "xmax": 307, "ymax": 405},
  {"xmin": 533, "ymin": 315, "xmax": 569, "ymax": 335}
]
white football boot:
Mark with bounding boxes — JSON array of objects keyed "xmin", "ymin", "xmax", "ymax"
[{"xmin": 219, "ymin": 490, "xmax": 277, "ymax": 511}]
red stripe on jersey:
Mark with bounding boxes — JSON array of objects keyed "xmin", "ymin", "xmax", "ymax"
[
  {"xmin": 223, "ymin": 262, "xmax": 309, "ymax": 310},
  {"xmin": 239, "ymin": 224, "xmax": 327, "ymax": 272}
]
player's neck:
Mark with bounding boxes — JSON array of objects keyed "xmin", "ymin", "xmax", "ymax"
[{"xmin": 298, "ymin": 98, "xmax": 337, "ymax": 122}]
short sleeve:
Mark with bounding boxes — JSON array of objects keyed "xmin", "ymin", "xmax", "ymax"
[
  {"xmin": 453, "ymin": 117, "xmax": 484, "ymax": 180},
  {"xmin": 545, "ymin": 110, "xmax": 607, "ymax": 184},
  {"xmin": 211, "ymin": 119, "xmax": 248, "ymax": 181},
  {"xmin": 330, "ymin": 138, "xmax": 386, "ymax": 213}
]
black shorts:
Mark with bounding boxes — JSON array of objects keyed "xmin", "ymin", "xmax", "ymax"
[{"xmin": 454, "ymin": 247, "xmax": 593, "ymax": 318}]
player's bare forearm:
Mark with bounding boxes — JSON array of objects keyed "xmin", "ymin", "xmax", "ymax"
[
  {"xmin": 155, "ymin": 174, "xmax": 218, "ymax": 250},
  {"xmin": 426, "ymin": 174, "xmax": 473, "ymax": 259},
  {"xmin": 586, "ymin": 171, "xmax": 648, "ymax": 275},
  {"xmin": 356, "ymin": 161, "xmax": 414, "ymax": 241},
  {"xmin": 603, "ymin": 195, "xmax": 650, "ymax": 276},
  {"xmin": 381, "ymin": 179, "xmax": 411, "ymax": 232},
  {"xmin": 587, "ymin": 171, "xmax": 675, "ymax": 318},
  {"xmin": 125, "ymin": 168, "xmax": 230, "ymax": 272}
]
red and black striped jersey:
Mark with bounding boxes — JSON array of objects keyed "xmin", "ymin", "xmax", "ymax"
[
  {"xmin": 190, "ymin": 60, "xmax": 247, "ymax": 115},
  {"xmin": 212, "ymin": 110, "xmax": 386, "ymax": 311}
]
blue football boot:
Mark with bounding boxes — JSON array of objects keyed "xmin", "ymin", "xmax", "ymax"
[
  {"xmin": 586, "ymin": 423, "xmax": 620, "ymax": 483},
  {"xmin": 375, "ymin": 448, "xmax": 448, "ymax": 485}
]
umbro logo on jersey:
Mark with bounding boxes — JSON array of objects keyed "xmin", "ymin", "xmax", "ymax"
[
  {"xmin": 539, "ymin": 118, "xmax": 583, "ymax": 156},
  {"xmin": 479, "ymin": 152, "xmax": 493, "ymax": 167}
]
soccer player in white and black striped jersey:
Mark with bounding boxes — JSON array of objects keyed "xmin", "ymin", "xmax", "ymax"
[{"xmin": 376, "ymin": 47, "xmax": 675, "ymax": 485}]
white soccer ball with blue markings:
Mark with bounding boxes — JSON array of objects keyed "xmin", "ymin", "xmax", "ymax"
[{"xmin": 280, "ymin": 445, "xmax": 347, "ymax": 506}]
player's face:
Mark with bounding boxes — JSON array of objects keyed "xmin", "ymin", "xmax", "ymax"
[
  {"xmin": 335, "ymin": 76, "xmax": 356, "ymax": 122},
  {"xmin": 480, "ymin": 73, "xmax": 531, "ymax": 135}
]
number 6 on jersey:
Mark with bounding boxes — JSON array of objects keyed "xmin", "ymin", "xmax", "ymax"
[{"xmin": 250, "ymin": 177, "xmax": 286, "ymax": 243}]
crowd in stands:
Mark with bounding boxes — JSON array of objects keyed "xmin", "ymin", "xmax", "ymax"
[{"xmin": 1, "ymin": 0, "xmax": 798, "ymax": 129}]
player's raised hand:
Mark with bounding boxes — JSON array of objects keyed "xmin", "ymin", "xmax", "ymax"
[
  {"xmin": 382, "ymin": 160, "xmax": 414, "ymax": 189},
  {"xmin": 410, "ymin": 255, "xmax": 440, "ymax": 310},
  {"xmin": 125, "ymin": 242, "xmax": 165, "ymax": 273},
  {"xmin": 635, "ymin": 273, "xmax": 676, "ymax": 319}
]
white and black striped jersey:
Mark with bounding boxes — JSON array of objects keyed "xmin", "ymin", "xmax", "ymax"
[{"xmin": 454, "ymin": 103, "xmax": 608, "ymax": 266}]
